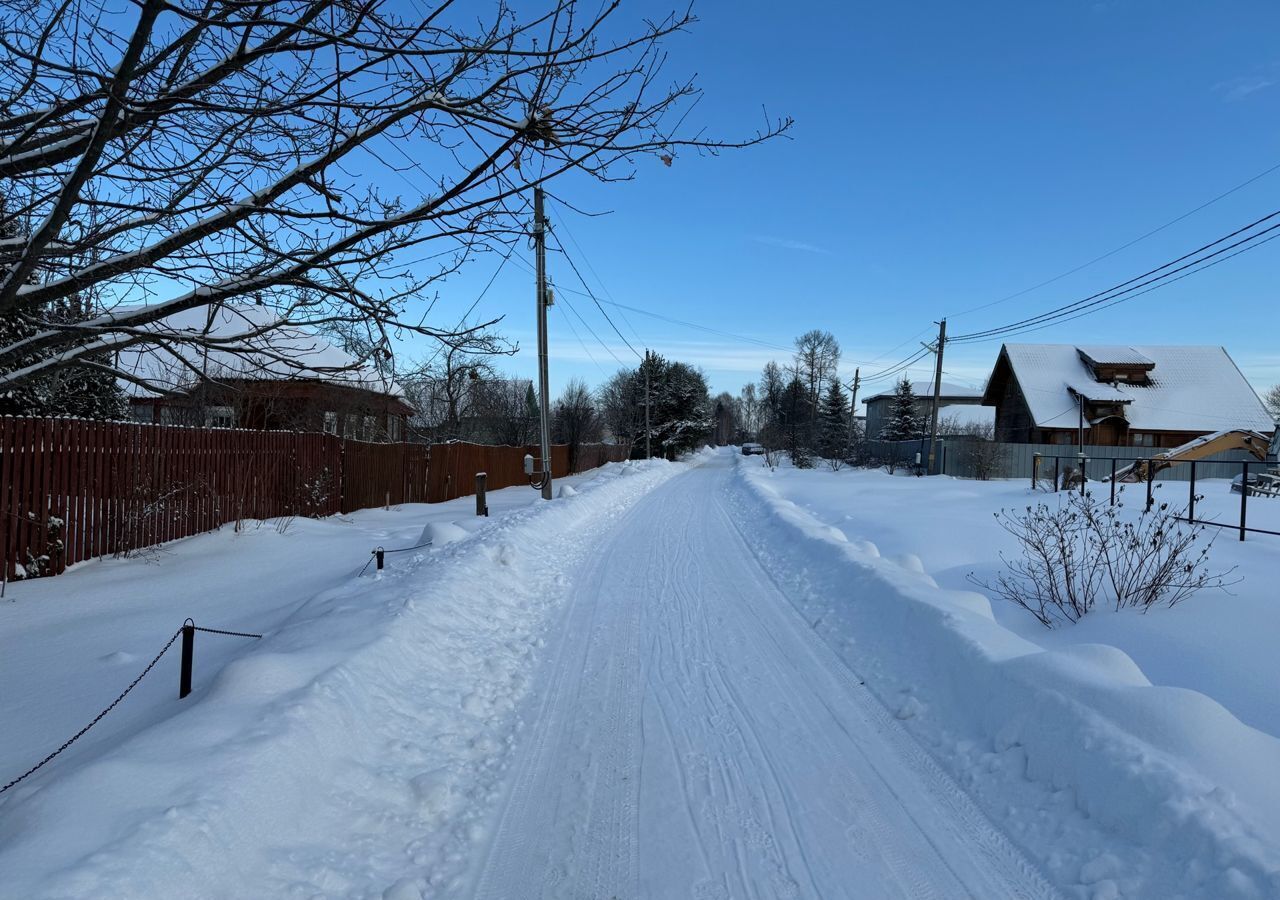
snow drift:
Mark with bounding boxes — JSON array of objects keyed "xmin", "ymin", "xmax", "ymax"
[
  {"xmin": 734, "ymin": 457, "xmax": 1280, "ymax": 899},
  {"xmin": 0, "ymin": 458, "xmax": 679, "ymax": 898}
]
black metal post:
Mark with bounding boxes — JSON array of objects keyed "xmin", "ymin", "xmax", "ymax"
[
  {"xmin": 1110, "ymin": 458, "xmax": 1117, "ymax": 506},
  {"xmin": 1079, "ymin": 454, "xmax": 1087, "ymax": 497},
  {"xmin": 1188, "ymin": 460, "xmax": 1197, "ymax": 523},
  {"xmin": 1053, "ymin": 457, "xmax": 1060, "ymax": 492},
  {"xmin": 1145, "ymin": 459, "xmax": 1154, "ymax": 511},
  {"xmin": 179, "ymin": 621, "xmax": 194, "ymax": 699},
  {"xmin": 375, "ymin": 547, "xmax": 384, "ymax": 571},
  {"xmin": 1240, "ymin": 461, "xmax": 1249, "ymax": 542},
  {"xmin": 1031, "ymin": 454, "xmax": 1039, "ymax": 491}
]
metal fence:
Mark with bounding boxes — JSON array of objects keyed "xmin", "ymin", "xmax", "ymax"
[
  {"xmin": 863, "ymin": 438, "xmax": 1263, "ymax": 482},
  {"xmin": 1029, "ymin": 452, "xmax": 1279, "ymax": 541}
]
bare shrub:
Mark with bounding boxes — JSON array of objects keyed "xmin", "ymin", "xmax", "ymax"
[
  {"xmin": 946, "ymin": 422, "xmax": 1001, "ymax": 480},
  {"xmin": 970, "ymin": 489, "xmax": 1236, "ymax": 628},
  {"xmin": 825, "ymin": 454, "xmax": 845, "ymax": 472},
  {"xmin": 762, "ymin": 445, "xmax": 783, "ymax": 470}
]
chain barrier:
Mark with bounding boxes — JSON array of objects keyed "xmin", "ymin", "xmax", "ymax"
[
  {"xmin": 1, "ymin": 620, "xmax": 262, "ymax": 797},
  {"xmin": 0, "ymin": 626, "xmax": 183, "ymax": 796},
  {"xmin": 356, "ymin": 539, "xmax": 433, "ymax": 577},
  {"xmin": 193, "ymin": 625, "xmax": 263, "ymax": 640}
]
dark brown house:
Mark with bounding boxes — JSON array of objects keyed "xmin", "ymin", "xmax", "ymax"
[
  {"xmin": 982, "ymin": 343, "xmax": 1275, "ymax": 448},
  {"xmin": 122, "ymin": 305, "xmax": 412, "ymax": 441}
]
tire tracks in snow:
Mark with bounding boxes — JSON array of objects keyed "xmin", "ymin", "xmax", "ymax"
[{"xmin": 467, "ymin": 452, "xmax": 1060, "ymax": 899}]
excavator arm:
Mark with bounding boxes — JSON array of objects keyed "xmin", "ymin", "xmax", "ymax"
[{"xmin": 1112, "ymin": 429, "xmax": 1274, "ymax": 483}]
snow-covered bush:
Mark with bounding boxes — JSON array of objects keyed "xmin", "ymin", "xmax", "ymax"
[
  {"xmin": 790, "ymin": 446, "xmax": 815, "ymax": 469},
  {"xmin": 971, "ymin": 489, "xmax": 1235, "ymax": 627}
]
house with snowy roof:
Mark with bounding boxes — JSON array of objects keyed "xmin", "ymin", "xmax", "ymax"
[
  {"xmin": 863, "ymin": 380, "xmax": 986, "ymax": 440},
  {"xmin": 119, "ymin": 304, "xmax": 413, "ymax": 441},
  {"xmin": 980, "ymin": 344, "xmax": 1275, "ymax": 448}
]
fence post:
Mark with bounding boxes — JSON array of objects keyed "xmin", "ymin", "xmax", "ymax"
[
  {"xmin": 1078, "ymin": 453, "xmax": 1087, "ymax": 497},
  {"xmin": 1109, "ymin": 457, "xmax": 1117, "ymax": 506},
  {"xmin": 1240, "ymin": 461, "xmax": 1249, "ymax": 542},
  {"xmin": 1053, "ymin": 457, "xmax": 1060, "ymax": 492},
  {"xmin": 375, "ymin": 547, "xmax": 384, "ymax": 571},
  {"xmin": 1188, "ymin": 460, "xmax": 1197, "ymax": 523},
  {"xmin": 475, "ymin": 472, "xmax": 488, "ymax": 517},
  {"xmin": 1145, "ymin": 459, "xmax": 1154, "ymax": 511},
  {"xmin": 179, "ymin": 620, "xmax": 194, "ymax": 699},
  {"xmin": 1031, "ymin": 454, "xmax": 1039, "ymax": 491}
]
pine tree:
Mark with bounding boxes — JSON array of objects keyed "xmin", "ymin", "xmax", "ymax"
[
  {"xmin": 818, "ymin": 379, "xmax": 849, "ymax": 459},
  {"xmin": 1, "ymin": 199, "xmax": 128, "ymax": 420},
  {"xmin": 880, "ymin": 377, "xmax": 924, "ymax": 442}
]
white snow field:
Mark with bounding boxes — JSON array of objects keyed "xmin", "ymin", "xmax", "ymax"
[
  {"xmin": 2, "ymin": 445, "xmax": 1274, "ymax": 898},
  {"xmin": 740, "ymin": 454, "xmax": 1280, "ymax": 899},
  {"xmin": 466, "ymin": 451, "xmax": 1054, "ymax": 900}
]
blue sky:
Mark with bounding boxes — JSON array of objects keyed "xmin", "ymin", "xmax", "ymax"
[{"xmin": 402, "ymin": 1, "xmax": 1280, "ymax": 407}]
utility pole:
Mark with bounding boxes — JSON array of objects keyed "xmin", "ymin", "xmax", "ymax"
[
  {"xmin": 847, "ymin": 366, "xmax": 861, "ymax": 447},
  {"xmin": 926, "ymin": 319, "xmax": 946, "ymax": 475},
  {"xmin": 534, "ymin": 186, "xmax": 553, "ymax": 500},
  {"xmin": 644, "ymin": 348, "xmax": 652, "ymax": 460}
]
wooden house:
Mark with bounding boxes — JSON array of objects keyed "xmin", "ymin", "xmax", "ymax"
[
  {"xmin": 121, "ymin": 305, "xmax": 412, "ymax": 441},
  {"xmin": 981, "ymin": 344, "xmax": 1274, "ymax": 448}
]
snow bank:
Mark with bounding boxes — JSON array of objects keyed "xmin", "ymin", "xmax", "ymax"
[
  {"xmin": 417, "ymin": 520, "xmax": 469, "ymax": 546},
  {"xmin": 733, "ymin": 457, "xmax": 1280, "ymax": 899},
  {"xmin": 0, "ymin": 459, "xmax": 681, "ymax": 898}
]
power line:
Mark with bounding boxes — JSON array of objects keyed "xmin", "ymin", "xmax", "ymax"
[
  {"xmin": 950, "ymin": 227, "xmax": 1280, "ymax": 346},
  {"xmin": 554, "ymin": 303, "xmax": 611, "ymax": 375},
  {"xmin": 948, "ymin": 157, "xmax": 1280, "ymax": 320},
  {"xmin": 556, "ymin": 292, "xmax": 627, "ymax": 367},
  {"xmin": 950, "ymin": 207, "xmax": 1280, "ymax": 343},
  {"xmin": 548, "ymin": 229, "xmax": 643, "ymax": 360},
  {"xmin": 545, "ymin": 198, "xmax": 647, "ymax": 345}
]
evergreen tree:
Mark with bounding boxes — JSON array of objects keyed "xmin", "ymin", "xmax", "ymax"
[
  {"xmin": 779, "ymin": 373, "xmax": 813, "ymax": 466},
  {"xmin": 880, "ymin": 377, "xmax": 924, "ymax": 441},
  {"xmin": 818, "ymin": 379, "xmax": 850, "ymax": 459},
  {"xmin": 0, "ymin": 199, "xmax": 127, "ymax": 420}
]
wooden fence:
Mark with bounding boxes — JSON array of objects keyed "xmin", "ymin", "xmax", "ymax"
[
  {"xmin": 0, "ymin": 418, "xmax": 629, "ymax": 580},
  {"xmin": 425, "ymin": 441, "xmax": 630, "ymax": 501}
]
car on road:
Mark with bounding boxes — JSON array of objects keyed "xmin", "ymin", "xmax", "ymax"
[{"xmin": 741, "ymin": 443, "xmax": 765, "ymax": 456}]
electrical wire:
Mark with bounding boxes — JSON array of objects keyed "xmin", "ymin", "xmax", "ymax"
[
  {"xmin": 950, "ymin": 208, "xmax": 1280, "ymax": 342},
  {"xmin": 948, "ymin": 157, "xmax": 1280, "ymax": 320},
  {"xmin": 545, "ymin": 198, "xmax": 647, "ymax": 345},
  {"xmin": 548, "ymin": 230, "xmax": 643, "ymax": 360},
  {"xmin": 949, "ymin": 228, "xmax": 1280, "ymax": 346}
]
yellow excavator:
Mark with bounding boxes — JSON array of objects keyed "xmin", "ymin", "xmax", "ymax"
[{"xmin": 1112, "ymin": 429, "xmax": 1279, "ymax": 489}]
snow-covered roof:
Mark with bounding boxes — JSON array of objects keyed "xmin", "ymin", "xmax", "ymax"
[
  {"xmin": 988, "ymin": 343, "xmax": 1274, "ymax": 433},
  {"xmin": 1064, "ymin": 380, "xmax": 1132, "ymax": 403},
  {"xmin": 115, "ymin": 304, "xmax": 405, "ymax": 398},
  {"xmin": 864, "ymin": 380, "xmax": 982, "ymax": 403},
  {"xmin": 937, "ymin": 404, "xmax": 995, "ymax": 429},
  {"xmin": 1075, "ymin": 345, "xmax": 1154, "ymax": 368}
]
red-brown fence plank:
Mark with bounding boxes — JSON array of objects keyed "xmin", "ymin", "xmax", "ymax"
[{"xmin": 0, "ymin": 416, "xmax": 629, "ymax": 580}]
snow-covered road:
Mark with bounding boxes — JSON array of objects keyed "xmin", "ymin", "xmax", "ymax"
[{"xmin": 469, "ymin": 452, "xmax": 1055, "ymax": 899}]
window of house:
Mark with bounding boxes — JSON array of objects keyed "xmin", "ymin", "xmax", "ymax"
[
  {"xmin": 1131, "ymin": 432, "xmax": 1154, "ymax": 447},
  {"xmin": 204, "ymin": 406, "xmax": 234, "ymax": 429},
  {"xmin": 343, "ymin": 414, "xmax": 357, "ymax": 439},
  {"xmin": 388, "ymin": 417, "xmax": 401, "ymax": 441},
  {"xmin": 362, "ymin": 415, "xmax": 376, "ymax": 440},
  {"xmin": 323, "ymin": 411, "xmax": 338, "ymax": 434}
]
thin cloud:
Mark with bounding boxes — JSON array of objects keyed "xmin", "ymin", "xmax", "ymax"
[
  {"xmin": 750, "ymin": 235, "xmax": 831, "ymax": 255},
  {"xmin": 1215, "ymin": 74, "xmax": 1277, "ymax": 102}
]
